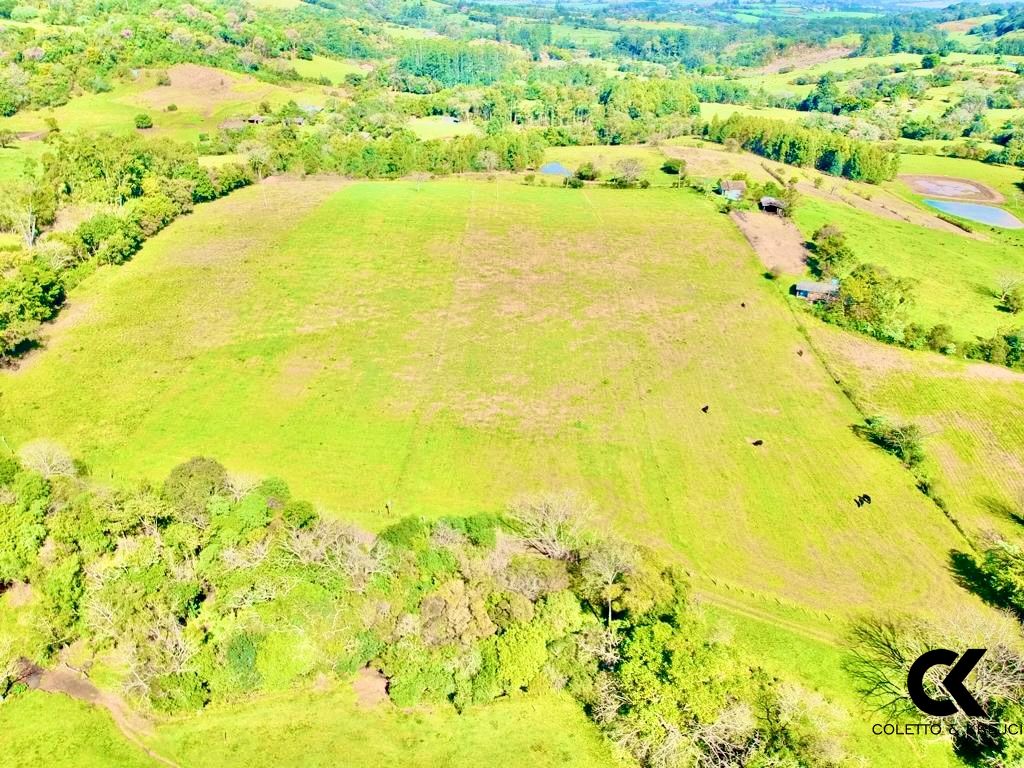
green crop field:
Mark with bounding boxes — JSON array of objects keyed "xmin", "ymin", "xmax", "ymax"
[{"xmin": 0, "ymin": 176, "xmax": 977, "ymax": 628}]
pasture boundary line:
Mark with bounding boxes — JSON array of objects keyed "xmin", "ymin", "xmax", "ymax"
[{"xmin": 786, "ymin": 306, "xmax": 976, "ymax": 551}]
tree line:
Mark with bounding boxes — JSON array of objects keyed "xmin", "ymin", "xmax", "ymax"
[
  {"xmin": 703, "ymin": 114, "xmax": 900, "ymax": 184},
  {"xmin": 0, "ymin": 450, "xmax": 849, "ymax": 768}
]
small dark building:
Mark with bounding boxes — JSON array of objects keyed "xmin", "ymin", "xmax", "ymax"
[
  {"xmin": 794, "ymin": 279, "xmax": 839, "ymax": 302},
  {"xmin": 246, "ymin": 114, "xmax": 267, "ymax": 125},
  {"xmin": 759, "ymin": 196, "xmax": 787, "ymax": 214}
]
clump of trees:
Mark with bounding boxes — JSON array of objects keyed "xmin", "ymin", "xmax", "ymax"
[
  {"xmin": 0, "ymin": 453, "xmax": 849, "ymax": 767},
  {"xmin": 704, "ymin": 114, "xmax": 899, "ymax": 184},
  {"xmin": 808, "ymin": 225, "xmax": 856, "ymax": 279}
]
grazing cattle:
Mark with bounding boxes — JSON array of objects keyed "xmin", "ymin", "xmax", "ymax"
[
  {"xmin": 752, "ymin": 439, "xmax": 763, "ymax": 446},
  {"xmin": 797, "ymin": 349, "xmax": 804, "ymax": 357},
  {"xmin": 701, "ymin": 405, "xmax": 709, "ymax": 413},
  {"xmin": 740, "ymin": 302, "xmax": 746, "ymax": 308}
]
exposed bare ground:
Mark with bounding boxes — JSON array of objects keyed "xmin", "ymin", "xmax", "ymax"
[
  {"xmin": 138, "ymin": 64, "xmax": 287, "ymax": 114},
  {"xmin": 753, "ymin": 45, "xmax": 856, "ymax": 75},
  {"xmin": 353, "ymin": 667, "xmax": 389, "ymax": 707},
  {"xmin": 729, "ymin": 210, "xmax": 808, "ymax": 274},
  {"xmin": 24, "ymin": 663, "xmax": 179, "ymax": 768},
  {"xmin": 899, "ymin": 174, "xmax": 1004, "ymax": 203},
  {"xmin": 3, "ymin": 581, "xmax": 34, "ymax": 607}
]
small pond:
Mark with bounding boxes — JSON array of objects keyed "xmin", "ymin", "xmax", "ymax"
[
  {"xmin": 539, "ymin": 161, "xmax": 572, "ymax": 177},
  {"xmin": 924, "ymin": 199, "xmax": 1024, "ymax": 229}
]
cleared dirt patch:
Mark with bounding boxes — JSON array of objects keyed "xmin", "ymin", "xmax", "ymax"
[
  {"xmin": 753, "ymin": 45, "xmax": 856, "ymax": 75},
  {"xmin": 730, "ymin": 210, "xmax": 808, "ymax": 274},
  {"xmin": 899, "ymin": 174, "xmax": 1004, "ymax": 203},
  {"xmin": 138, "ymin": 64, "xmax": 284, "ymax": 114},
  {"xmin": 353, "ymin": 667, "xmax": 389, "ymax": 707}
]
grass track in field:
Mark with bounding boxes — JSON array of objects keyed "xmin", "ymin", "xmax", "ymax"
[
  {"xmin": 0, "ymin": 693, "xmax": 158, "ymax": 768},
  {"xmin": 148, "ymin": 688, "xmax": 616, "ymax": 768},
  {"xmin": 0, "ymin": 176, "xmax": 978, "ymax": 624}
]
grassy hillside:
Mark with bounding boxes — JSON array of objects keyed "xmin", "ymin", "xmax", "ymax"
[
  {"xmin": 0, "ymin": 64, "xmax": 328, "ymax": 143},
  {"xmin": 0, "ymin": 175, "xmax": 975, "ymax": 625},
  {"xmin": 808, "ymin": 319, "xmax": 1024, "ymax": 541}
]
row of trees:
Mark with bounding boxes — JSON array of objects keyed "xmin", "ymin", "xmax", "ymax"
[
  {"xmin": 0, "ymin": 133, "xmax": 254, "ymax": 360},
  {"xmin": 704, "ymin": 114, "xmax": 900, "ymax": 183},
  {"xmin": 0, "ymin": 452, "xmax": 849, "ymax": 767}
]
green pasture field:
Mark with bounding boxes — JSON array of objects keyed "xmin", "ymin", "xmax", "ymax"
[
  {"xmin": 540, "ymin": 144, "xmax": 671, "ymax": 184},
  {"xmin": 699, "ymin": 102, "xmax": 809, "ymax": 123},
  {"xmin": 0, "ymin": 693, "xmax": 157, "ymax": 768},
  {"xmin": 289, "ymin": 55, "xmax": 368, "ymax": 84},
  {"xmin": 550, "ymin": 23, "xmax": 617, "ymax": 47},
  {"xmin": 0, "ymin": 687, "xmax": 617, "ymax": 768},
  {"xmin": 0, "ymin": 139, "xmax": 46, "ymax": 183},
  {"xmin": 149, "ymin": 688, "xmax": 616, "ymax": 768},
  {"xmin": 0, "ymin": 175, "xmax": 977, "ymax": 630},
  {"xmin": 792, "ymin": 194, "xmax": 1024, "ymax": 339},
  {"xmin": 408, "ymin": 115, "xmax": 482, "ymax": 139},
  {"xmin": 808, "ymin": 320, "xmax": 1024, "ymax": 545},
  {"xmin": 0, "ymin": 66, "xmax": 328, "ymax": 143}
]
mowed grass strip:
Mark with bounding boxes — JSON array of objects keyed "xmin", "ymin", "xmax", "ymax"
[{"xmin": 0, "ymin": 176, "xmax": 973, "ymax": 619}]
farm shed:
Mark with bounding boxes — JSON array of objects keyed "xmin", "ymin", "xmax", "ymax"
[
  {"xmin": 719, "ymin": 180, "xmax": 747, "ymax": 201},
  {"xmin": 759, "ymin": 196, "xmax": 787, "ymax": 214},
  {"xmin": 794, "ymin": 280, "xmax": 839, "ymax": 302}
]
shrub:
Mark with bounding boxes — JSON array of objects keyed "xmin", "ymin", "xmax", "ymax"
[
  {"xmin": 162, "ymin": 457, "xmax": 229, "ymax": 520},
  {"xmin": 134, "ymin": 113, "xmax": 153, "ymax": 129},
  {"xmin": 858, "ymin": 416, "xmax": 926, "ymax": 467},
  {"xmin": 283, "ymin": 499, "xmax": 317, "ymax": 529},
  {"xmin": 575, "ymin": 162, "xmax": 599, "ymax": 181}
]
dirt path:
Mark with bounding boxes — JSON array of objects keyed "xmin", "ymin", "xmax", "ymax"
[
  {"xmin": 730, "ymin": 210, "xmax": 808, "ymax": 274},
  {"xmin": 24, "ymin": 663, "xmax": 179, "ymax": 768}
]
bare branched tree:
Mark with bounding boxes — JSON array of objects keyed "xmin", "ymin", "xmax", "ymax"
[
  {"xmin": 581, "ymin": 539, "xmax": 635, "ymax": 625},
  {"xmin": 693, "ymin": 704, "xmax": 760, "ymax": 768},
  {"xmin": 507, "ymin": 491, "xmax": 589, "ymax": 560},
  {"xmin": 17, "ymin": 439, "xmax": 76, "ymax": 479}
]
